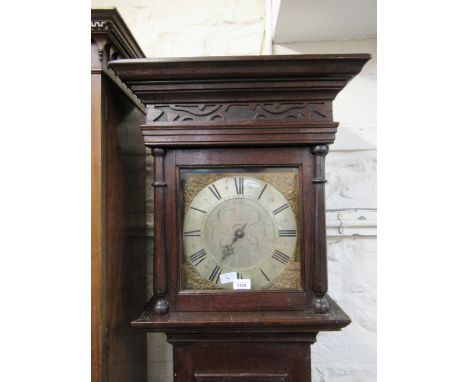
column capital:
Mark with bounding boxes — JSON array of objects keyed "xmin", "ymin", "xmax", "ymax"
[
  {"xmin": 151, "ymin": 148, "xmax": 166, "ymax": 157},
  {"xmin": 311, "ymin": 144, "xmax": 329, "ymax": 156}
]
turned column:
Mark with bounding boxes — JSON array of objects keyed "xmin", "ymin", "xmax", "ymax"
[
  {"xmin": 311, "ymin": 144, "xmax": 330, "ymax": 313},
  {"xmin": 152, "ymin": 148, "xmax": 169, "ymax": 314}
]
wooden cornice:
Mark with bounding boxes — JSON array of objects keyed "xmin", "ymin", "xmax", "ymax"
[
  {"xmin": 108, "ymin": 54, "xmax": 370, "ymax": 104},
  {"xmin": 91, "ymin": 8, "xmax": 145, "ymax": 60},
  {"xmin": 91, "ymin": 8, "xmax": 146, "ymax": 112},
  {"xmin": 109, "ymin": 54, "xmax": 370, "ymax": 81},
  {"xmin": 108, "ymin": 54, "xmax": 369, "ymax": 148}
]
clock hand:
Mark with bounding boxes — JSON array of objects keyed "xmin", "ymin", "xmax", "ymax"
[
  {"xmin": 222, "ymin": 223, "xmax": 248, "ymax": 261},
  {"xmin": 229, "ymin": 223, "xmax": 248, "ymax": 246},
  {"xmin": 232, "ymin": 223, "xmax": 247, "ymax": 243},
  {"xmin": 221, "ymin": 245, "xmax": 234, "ymax": 261}
]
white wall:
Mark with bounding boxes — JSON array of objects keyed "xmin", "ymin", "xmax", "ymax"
[
  {"xmin": 275, "ymin": 39, "xmax": 377, "ymax": 382},
  {"xmin": 91, "ymin": 0, "xmax": 266, "ymax": 57},
  {"xmin": 92, "ymin": 2, "xmax": 376, "ymax": 381}
]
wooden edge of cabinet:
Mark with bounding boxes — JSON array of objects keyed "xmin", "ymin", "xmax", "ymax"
[
  {"xmin": 131, "ymin": 295, "xmax": 350, "ymax": 333},
  {"xmin": 108, "ymin": 54, "xmax": 371, "ymax": 81}
]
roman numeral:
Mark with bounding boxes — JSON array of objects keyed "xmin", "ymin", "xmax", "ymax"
[
  {"xmin": 183, "ymin": 230, "xmax": 201, "ymax": 237},
  {"xmin": 234, "ymin": 177, "xmax": 244, "ymax": 194},
  {"xmin": 272, "ymin": 250, "xmax": 291, "ymax": 265},
  {"xmin": 208, "ymin": 184, "xmax": 222, "ymax": 200},
  {"xmin": 189, "ymin": 249, "xmax": 207, "ymax": 266},
  {"xmin": 237, "ymin": 272, "xmax": 243, "ymax": 279},
  {"xmin": 260, "ymin": 268, "xmax": 270, "ymax": 281},
  {"xmin": 189, "ymin": 206, "xmax": 206, "ymax": 213},
  {"xmin": 208, "ymin": 265, "xmax": 222, "ymax": 283},
  {"xmin": 272, "ymin": 203, "xmax": 289, "ymax": 215},
  {"xmin": 278, "ymin": 229, "xmax": 296, "ymax": 237},
  {"xmin": 257, "ymin": 184, "xmax": 267, "ymax": 199}
]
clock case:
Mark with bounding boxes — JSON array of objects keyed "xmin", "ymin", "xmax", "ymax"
[{"xmin": 109, "ymin": 55, "xmax": 370, "ymax": 318}]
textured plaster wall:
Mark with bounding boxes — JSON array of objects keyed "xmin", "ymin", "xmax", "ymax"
[
  {"xmin": 91, "ymin": 1, "xmax": 376, "ymax": 380},
  {"xmin": 275, "ymin": 39, "xmax": 377, "ymax": 382},
  {"xmin": 91, "ymin": 0, "xmax": 266, "ymax": 57}
]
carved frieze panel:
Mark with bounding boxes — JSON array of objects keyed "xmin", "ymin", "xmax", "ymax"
[{"xmin": 146, "ymin": 102, "xmax": 332, "ymax": 123}]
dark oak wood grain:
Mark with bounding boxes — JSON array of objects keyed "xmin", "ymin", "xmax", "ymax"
[
  {"xmin": 152, "ymin": 148, "xmax": 169, "ymax": 314},
  {"xmin": 133, "ymin": 297, "xmax": 349, "ymax": 332},
  {"xmin": 109, "ymin": 54, "xmax": 370, "ymax": 80},
  {"xmin": 109, "ymin": 54, "xmax": 369, "ymax": 105},
  {"xmin": 104, "ymin": 80, "xmax": 147, "ymax": 382},
  {"xmin": 91, "ymin": 9, "xmax": 147, "ymax": 382},
  {"xmin": 140, "ymin": 120, "xmax": 338, "ymax": 148},
  {"xmin": 311, "ymin": 145, "xmax": 330, "ymax": 313},
  {"xmin": 172, "ymin": 340, "xmax": 312, "ymax": 382}
]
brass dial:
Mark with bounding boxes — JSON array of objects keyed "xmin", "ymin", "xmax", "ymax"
[{"xmin": 183, "ymin": 176, "xmax": 297, "ymax": 289}]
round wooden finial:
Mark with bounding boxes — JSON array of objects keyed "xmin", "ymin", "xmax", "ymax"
[
  {"xmin": 311, "ymin": 145, "xmax": 329, "ymax": 156},
  {"xmin": 151, "ymin": 148, "xmax": 166, "ymax": 157}
]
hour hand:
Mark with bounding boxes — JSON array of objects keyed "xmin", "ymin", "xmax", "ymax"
[{"xmin": 222, "ymin": 244, "xmax": 234, "ymax": 260}]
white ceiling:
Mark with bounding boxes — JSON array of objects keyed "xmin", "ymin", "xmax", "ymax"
[{"xmin": 273, "ymin": 0, "xmax": 377, "ymax": 43}]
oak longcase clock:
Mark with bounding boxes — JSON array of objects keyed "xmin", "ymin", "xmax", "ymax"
[{"xmin": 110, "ymin": 54, "xmax": 370, "ymax": 382}]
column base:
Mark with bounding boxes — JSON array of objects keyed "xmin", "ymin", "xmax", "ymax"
[
  {"xmin": 151, "ymin": 295, "xmax": 169, "ymax": 315},
  {"xmin": 312, "ymin": 295, "xmax": 330, "ymax": 314}
]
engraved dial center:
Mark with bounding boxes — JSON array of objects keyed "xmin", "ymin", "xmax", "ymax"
[{"xmin": 205, "ymin": 197, "xmax": 275, "ymax": 269}]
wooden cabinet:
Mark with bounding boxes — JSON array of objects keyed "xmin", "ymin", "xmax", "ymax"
[{"xmin": 91, "ymin": 9, "xmax": 147, "ymax": 382}]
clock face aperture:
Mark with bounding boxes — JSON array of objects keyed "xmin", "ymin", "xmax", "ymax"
[{"xmin": 182, "ymin": 176, "xmax": 297, "ymax": 289}]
